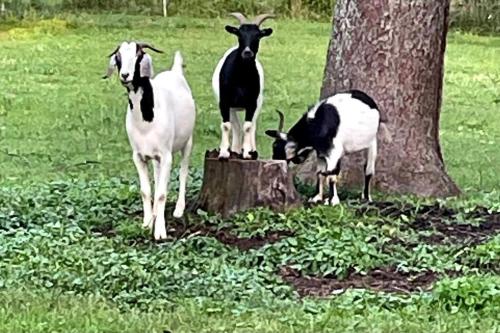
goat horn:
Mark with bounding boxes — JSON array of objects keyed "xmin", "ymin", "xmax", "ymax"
[
  {"xmin": 137, "ymin": 42, "xmax": 164, "ymax": 53},
  {"xmin": 253, "ymin": 13, "xmax": 275, "ymax": 26},
  {"xmin": 276, "ymin": 109, "xmax": 285, "ymax": 132},
  {"xmin": 229, "ymin": 12, "xmax": 248, "ymax": 25},
  {"xmin": 107, "ymin": 45, "xmax": 120, "ymax": 57}
]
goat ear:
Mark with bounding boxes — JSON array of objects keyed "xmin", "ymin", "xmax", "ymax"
[
  {"xmin": 265, "ymin": 130, "xmax": 280, "ymax": 138},
  {"xmin": 225, "ymin": 25, "xmax": 239, "ymax": 35},
  {"xmin": 260, "ymin": 28, "xmax": 273, "ymax": 38},
  {"xmin": 102, "ymin": 54, "xmax": 116, "ymax": 79},
  {"xmin": 140, "ymin": 53, "xmax": 154, "ymax": 78}
]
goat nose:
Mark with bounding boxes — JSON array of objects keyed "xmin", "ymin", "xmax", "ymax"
[
  {"xmin": 242, "ymin": 48, "xmax": 254, "ymax": 59},
  {"xmin": 121, "ymin": 73, "xmax": 130, "ymax": 80}
]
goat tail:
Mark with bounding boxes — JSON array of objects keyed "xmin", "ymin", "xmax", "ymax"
[
  {"xmin": 172, "ymin": 51, "xmax": 184, "ymax": 74},
  {"xmin": 379, "ymin": 122, "xmax": 392, "ymax": 144}
]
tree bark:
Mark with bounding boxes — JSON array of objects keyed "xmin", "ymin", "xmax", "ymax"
[
  {"xmin": 297, "ymin": 0, "xmax": 460, "ymax": 197},
  {"xmin": 195, "ymin": 150, "xmax": 302, "ymax": 217}
]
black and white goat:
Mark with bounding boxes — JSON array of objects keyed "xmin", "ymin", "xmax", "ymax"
[
  {"xmin": 104, "ymin": 42, "xmax": 196, "ymax": 240},
  {"xmin": 212, "ymin": 12, "xmax": 274, "ymax": 160},
  {"xmin": 266, "ymin": 90, "xmax": 391, "ymax": 205}
]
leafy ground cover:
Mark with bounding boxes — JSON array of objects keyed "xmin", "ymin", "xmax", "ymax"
[
  {"xmin": 0, "ymin": 14, "xmax": 499, "ymax": 333},
  {"xmin": 0, "ymin": 176, "xmax": 499, "ymax": 332}
]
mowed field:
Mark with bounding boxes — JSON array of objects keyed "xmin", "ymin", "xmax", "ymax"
[
  {"xmin": 0, "ymin": 15, "xmax": 499, "ymax": 189},
  {"xmin": 0, "ymin": 15, "xmax": 499, "ymax": 333}
]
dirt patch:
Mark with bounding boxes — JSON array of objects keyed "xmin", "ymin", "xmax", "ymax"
[
  {"xmin": 358, "ymin": 202, "xmax": 500, "ymax": 245},
  {"xmin": 167, "ymin": 220, "xmax": 293, "ymax": 251},
  {"xmin": 411, "ymin": 205, "xmax": 500, "ymax": 245},
  {"xmin": 280, "ymin": 266, "xmax": 438, "ymax": 297},
  {"xmin": 90, "ymin": 214, "xmax": 293, "ymax": 251}
]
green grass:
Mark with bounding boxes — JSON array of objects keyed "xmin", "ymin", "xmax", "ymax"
[
  {"xmin": 0, "ymin": 15, "xmax": 329, "ymax": 184},
  {"xmin": 1, "ymin": 288, "xmax": 499, "ymax": 333},
  {"xmin": 1, "ymin": 15, "xmax": 498, "ymax": 191},
  {"xmin": 0, "ymin": 15, "xmax": 499, "ymax": 333}
]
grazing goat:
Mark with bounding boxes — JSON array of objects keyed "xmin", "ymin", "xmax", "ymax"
[
  {"xmin": 212, "ymin": 12, "xmax": 274, "ymax": 160},
  {"xmin": 266, "ymin": 90, "xmax": 391, "ymax": 206},
  {"xmin": 103, "ymin": 41, "xmax": 196, "ymax": 240}
]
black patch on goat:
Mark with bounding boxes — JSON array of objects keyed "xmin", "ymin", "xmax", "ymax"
[
  {"xmin": 131, "ymin": 53, "xmax": 154, "ymax": 122},
  {"xmin": 289, "ymin": 103, "xmax": 340, "ymax": 158},
  {"xmin": 363, "ymin": 174, "xmax": 372, "ymax": 200},
  {"xmin": 218, "ymin": 48, "xmax": 260, "ymax": 122},
  {"xmin": 271, "ymin": 139, "xmax": 287, "ymax": 160},
  {"xmin": 307, "ymin": 103, "xmax": 341, "ymax": 157},
  {"xmin": 349, "ymin": 90, "xmax": 379, "ymax": 110},
  {"xmin": 219, "ymin": 24, "xmax": 272, "ymax": 123},
  {"xmin": 270, "ymin": 102, "xmax": 341, "ymax": 162},
  {"xmin": 115, "ymin": 53, "xmax": 122, "ymax": 71},
  {"xmin": 225, "ymin": 24, "xmax": 273, "ymax": 61}
]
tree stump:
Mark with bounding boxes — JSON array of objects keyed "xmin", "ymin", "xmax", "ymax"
[{"xmin": 194, "ymin": 150, "xmax": 302, "ymax": 217}]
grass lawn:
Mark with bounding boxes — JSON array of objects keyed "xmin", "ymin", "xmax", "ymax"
[
  {"xmin": 0, "ymin": 14, "xmax": 499, "ymax": 333},
  {"xmin": 1, "ymin": 15, "xmax": 499, "ymax": 190}
]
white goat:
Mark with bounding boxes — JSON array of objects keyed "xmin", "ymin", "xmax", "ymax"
[{"xmin": 104, "ymin": 41, "xmax": 196, "ymax": 240}]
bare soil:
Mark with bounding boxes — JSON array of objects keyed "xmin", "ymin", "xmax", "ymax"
[
  {"xmin": 279, "ymin": 266, "xmax": 437, "ymax": 296},
  {"xmin": 166, "ymin": 220, "xmax": 293, "ymax": 251},
  {"xmin": 359, "ymin": 201, "xmax": 500, "ymax": 245}
]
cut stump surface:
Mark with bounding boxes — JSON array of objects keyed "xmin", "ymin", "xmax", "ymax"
[{"xmin": 194, "ymin": 150, "xmax": 302, "ymax": 217}]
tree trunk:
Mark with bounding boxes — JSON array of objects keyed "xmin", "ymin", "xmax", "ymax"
[
  {"xmin": 297, "ymin": 0, "xmax": 460, "ymax": 197},
  {"xmin": 195, "ymin": 151, "xmax": 302, "ymax": 218}
]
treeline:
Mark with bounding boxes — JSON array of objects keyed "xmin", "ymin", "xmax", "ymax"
[{"xmin": 1, "ymin": 0, "xmax": 498, "ymax": 33}]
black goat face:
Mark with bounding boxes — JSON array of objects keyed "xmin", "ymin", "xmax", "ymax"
[
  {"xmin": 225, "ymin": 24, "xmax": 273, "ymax": 60},
  {"xmin": 265, "ymin": 130, "xmax": 290, "ymax": 161},
  {"xmin": 272, "ymin": 138, "xmax": 287, "ymax": 160}
]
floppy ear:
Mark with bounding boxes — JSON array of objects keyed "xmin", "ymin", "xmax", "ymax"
[
  {"xmin": 265, "ymin": 130, "xmax": 280, "ymax": 138},
  {"xmin": 260, "ymin": 28, "xmax": 273, "ymax": 38},
  {"xmin": 225, "ymin": 25, "xmax": 240, "ymax": 35},
  {"xmin": 102, "ymin": 54, "xmax": 116, "ymax": 79},
  {"xmin": 140, "ymin": 53, "xmax": 154, "ymax": 78}
]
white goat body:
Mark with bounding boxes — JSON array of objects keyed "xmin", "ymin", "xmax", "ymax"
[{"xmin": 106, "ymin": 43, "xmax": 195, "ymax": 240}]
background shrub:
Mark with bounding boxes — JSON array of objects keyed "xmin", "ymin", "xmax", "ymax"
[{"xmin": 1, "ymin": 0, "xmax": 498, "ymax": 33}]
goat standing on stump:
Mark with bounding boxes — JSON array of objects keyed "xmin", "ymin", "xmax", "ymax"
[
  {"xmin": 103, "ymin": 42, "xmax": 196, "ymax": 240},
  {"xmin": 266, "ymin": 90, "xmax": 391, "ymax": 206},
  {"xmin": 212, "ymin": 12, "xmax": 274, "ymax": 160}
]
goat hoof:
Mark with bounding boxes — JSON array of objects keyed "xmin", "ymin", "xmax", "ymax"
[
  {"xmin": 242, "ymin": 151, "xmax": 253, "ymax": 159},
  {"xmin": 154, "ymin": 228, "xmax": 167, "ymax": 241},
  {"xmin": 360, "ymin": 194, "xmax": 373, "ymax": 203},
  {"xmin": 249, "ymin": 151, "xmax": 258, "ymax": 160},
  {"xmin": 324, "ymin": 197, "xmax": 340, "ymax": 206},
  {"xmin": 173, "ymin": 208, "xmax": 184, "ymax": 219},
  {"xmin": 308, "ymin": 196, "xmax": 323, "ymax": 205},
  {"xmin": 218, "ymin": 150, "xmax": 230, "ymax": 160},
  {"xmin": 229, "ymin": 151, "xmax": 241, "ymax": 159}
]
